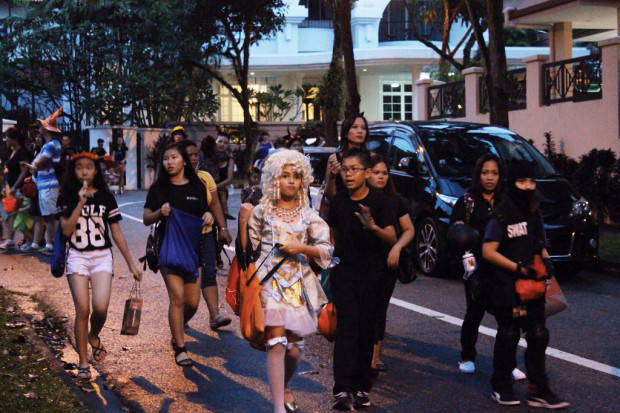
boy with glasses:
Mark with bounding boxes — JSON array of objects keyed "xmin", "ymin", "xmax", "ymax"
[{"xmin": 327, "ymin": 148, "xmax": 396, "ymax": 410}]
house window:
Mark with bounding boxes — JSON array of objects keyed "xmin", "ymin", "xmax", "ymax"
[
  {"xmin": 218, "ymin": 79, "xmax": 274, "ymax": 122},
  {"xmin": 381, "ymin": 82, "xmax": 413, "ymax": 121},
  {"xmin": 379, "ymin": 0, "xmax": 441, "ymax": 42}
]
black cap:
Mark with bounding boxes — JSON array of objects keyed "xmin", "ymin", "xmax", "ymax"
[{"xmin": 507, "ymin": 159, "xmax": 536, "ymax": 183}]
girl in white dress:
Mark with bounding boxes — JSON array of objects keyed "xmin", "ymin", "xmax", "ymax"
[{"xmin": 239, "ymin": 149, "xmax": 334, "ymax": 413}]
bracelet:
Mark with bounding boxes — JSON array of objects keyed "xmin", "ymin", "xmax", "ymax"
[{"xmin": 221, "ymin": 227, "xmax": 229, "ymax": 231}]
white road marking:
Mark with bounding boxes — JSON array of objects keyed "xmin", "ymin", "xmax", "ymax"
[
  {"xmin": 119, "ymin": 207, "xmax": 620, "ymax": 378},
  {"xmin": 117, "ymin": 201, "xmax": 144, "ymax": 208},
  {"xmin": 389, "ymin": 297, "xmax": 620, "ymax": 378}
]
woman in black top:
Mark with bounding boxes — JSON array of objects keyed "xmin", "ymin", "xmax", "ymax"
[
  {"xmin": 366, "ymin": 155, "xmax": 415, "ymax": 373},
  {"xmin": 449, "ymin": 154, "xmax": 526, "ymax": 378},
  {"xmin": 0, "ymin": 127, "xmax": 31, "ymax": 250},
  {"xmin": 143, "ymin": 142, "xmax": 211, "ymax": 367},
  {"xmin": 324, "ymin": 114, "xmax": 370, "ymax": 200}
]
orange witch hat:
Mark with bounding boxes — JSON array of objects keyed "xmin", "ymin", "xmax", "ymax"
[{"xmin": 37, "ymin": 107, "xmax": 63, "ymax": 133}]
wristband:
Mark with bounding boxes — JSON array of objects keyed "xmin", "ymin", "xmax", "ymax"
[{"xmin": 221, "ymin": 227, "xmax": 229, "ymax": 231}]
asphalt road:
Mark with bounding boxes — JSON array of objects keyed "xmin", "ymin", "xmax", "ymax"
[{"xmin": 1, "ymin": 189, "xmax": 619, "ymax": 413}]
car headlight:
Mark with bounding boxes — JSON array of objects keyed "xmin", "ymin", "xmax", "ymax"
[
  {"xmin": 436, "ymin": 193, "xmax": 458, "ymax": 207},
  {"xmin": 570, "ymin": 196, "xmax": 591, "ymax": 217}
]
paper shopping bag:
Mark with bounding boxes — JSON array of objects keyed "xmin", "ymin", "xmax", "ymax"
[{"xmin": 121, "ymin": 282, "xmax": 142, "ymax": 335}]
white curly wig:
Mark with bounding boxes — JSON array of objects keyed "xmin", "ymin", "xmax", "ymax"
[{"xmin": 259, "ymin": 149, "xmax": 314, "ymax": 214}]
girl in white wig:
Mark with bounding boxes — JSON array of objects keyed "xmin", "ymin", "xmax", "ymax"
[{"xmin": 239, "ymin": 149, "xmax": 334, "ymax": 413}]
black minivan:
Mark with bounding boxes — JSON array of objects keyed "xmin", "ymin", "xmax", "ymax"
[{"xmin": 367, "ymin": 121, "xmax": 598, "ymax": 277}]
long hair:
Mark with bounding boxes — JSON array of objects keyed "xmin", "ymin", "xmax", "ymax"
[
  {"xmin": 470, "ymin": 153, "xmax": 503, "ymax": 198},
  {"xmin": 58, "ymin": 154, "xmax": 108, "ymax": 210},
  {"xmin": 200, "ymin": 135, "xmax": 217, "ymax": 159},
  {"xmin": 155, "ymin": 142, "xmax": 201, "ymax": 187},
  {"xmin": 339, "ymin": 113, "xmax": 369, "ymax": 153},
  {"xmin": 369, "ymin": 154, "xmax": 397, "ymax": 199},
  {"xmin": 6, "ymin": 127, "xmax": 25, "ymax": 147}
]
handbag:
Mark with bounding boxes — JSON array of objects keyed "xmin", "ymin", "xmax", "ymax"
[
  {"xmin": 545, "ymin": 275, "xmax": 568, "ymax": 317},
  {"xmin": 397, "ymin": 248, "xmax": 417, "ymax": 284},
  {"xmin": 226, "ymin": 256, "xmax": 241, "ymax": 315},
  {"xmin": 50, "ymin": 226, "xmax": 67, "ymax": 278},
  {"xmin": 158, "ymin": 207, "xmax": 202, "ymax": 277},
  {"xmin": 120, "ymin": 281, "xmax": 143, "ymax": 335},
  {"xmin": 239, "ymin": 247, "xmax": 288, "ymax": 352},
  {"xmin": 139, "ymin": 220, "xmax": 164, "ymax": 273},
  {"xmin": 317, "ymin": 302, "xmax": 337, "ymax": 342}
]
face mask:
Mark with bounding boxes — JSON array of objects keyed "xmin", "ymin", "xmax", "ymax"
[{"xmin": 509, "ymin": 185, "xmax": 536, "ymax": 212}]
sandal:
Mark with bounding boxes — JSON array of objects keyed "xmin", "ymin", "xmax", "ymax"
[
  {"xmin": 210, "ymin": 314, "xmax": 232, "ymax": 330},
  {"xmin": 174, "ymin": 345, "xmax": 193, "ymax": 367},
  {"xmin": 284, "ymin": 389, "xmax": 298, "ymax": 413},
  {"xmin": 77, "ymin": 365, "xmax": 91, "ymax": 380},
  {"xmin": 88, "ymin": 334, "xmax": 107, "ymax": 363}
]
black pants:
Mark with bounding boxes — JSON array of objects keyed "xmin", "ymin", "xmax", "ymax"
[
  {"xmin": 332, "ymin": 275, "xmax": 380, "ymax": 394},
  {"xmin": 374, "ymin": 269, "xmax": 398, "ymax": 342},
  {"xmin": 460, "ymin": 279, "xmax": 488, "ymax": 362},
  {"xmin": 492, "ymin": 299, "xmax": 549, "ymax": 392}
]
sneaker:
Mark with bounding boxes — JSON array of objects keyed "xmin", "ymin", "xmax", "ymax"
[
  {"xmin": 459, "ymin": 360, "xmax": 475, "ymax": 374},
  {"xmin": 0, "ymin": 239, "xmax": 16, "ymax": 250},
  {"xmin": 39, "ymin": 246, "xmax": 53, "ymax": 256},
  {"xmin": 512, "ymin": 367, "xmax": 527, "ymax": 381},
  {"xmin": 332, "ymin": 392, "xmax": 355, "ymax": 411},
  {"xmin": 527, "ymin": 388, "xmax": 570, "ymax": 409},
  {"xmin": 492, "ymin": 389, "xmax": 521, "ymax": 406},
  {"xmin": 209, "ymin": 314, "xmax": 232, "ymax": 330},
  {"xmin": 20, "ymin": 244, "xmax": 38, "ymax": 253},
  {"xmin": 354, "ymin": 391, "xmax": 371, "ymax": 408}
]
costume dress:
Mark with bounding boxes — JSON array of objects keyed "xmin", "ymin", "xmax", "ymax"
[{"xmin": 248, "ymin": 204, "xmax": 332, "ymax": 338}]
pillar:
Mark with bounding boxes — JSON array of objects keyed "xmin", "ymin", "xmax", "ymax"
[{"xmin": 462, "ymin": 67, "xmax": 484, "ymax": 117}]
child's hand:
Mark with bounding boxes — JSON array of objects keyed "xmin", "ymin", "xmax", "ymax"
[
  {"xmin": 355, "ymin": 204, "xmax": 375, "ymax": 229},
  {"xmin": 78, "ymin": 187, "xmax": 89, "ymax": 205},
  {"xmin": 129, "ymin": 263, "xmax": 142, "ymax": 281},
  {"xmin": 278, "ymin": 238, "xmax": 304, "ymax": 256},
  {"xmin": 160, "ymin": 202, "xmax": 171, "ymax": 217},
  {"xmin": 202, "ymin": 212, "xmax": 214, "ymax": 227}
]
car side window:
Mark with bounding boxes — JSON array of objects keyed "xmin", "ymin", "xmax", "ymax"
[
  {"xmin": 367, "ymin": 128, "xmax": 392, "ymax": 156},
  {"xmin": 389, "ymin": 134, "xmax": 427, "ymax": 175}
]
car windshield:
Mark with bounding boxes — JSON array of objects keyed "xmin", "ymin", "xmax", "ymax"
[{"xmin": 416, "ymin": 125, "xmax": 557, "ymax": 178}]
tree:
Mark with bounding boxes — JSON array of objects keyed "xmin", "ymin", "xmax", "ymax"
[
  {"xmin": 186, "ymin": 0, "xmax": 286, "ymax": 171},
  {"xmin": 464, "ymin": 0, "xmax": 509, "ymax": 127},
  {"xmin": 334, "ymin": 0, "xmax": 360, "ymax": 118}
]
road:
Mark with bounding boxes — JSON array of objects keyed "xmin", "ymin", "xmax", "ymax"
[{"xmin": 1, "ymin": 189, "xmax": 619, "ymax": 413}]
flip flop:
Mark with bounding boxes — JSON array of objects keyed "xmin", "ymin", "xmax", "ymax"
[{"xmin": 89, "ymin": 334, "xmax": 107, "ymax": 363}]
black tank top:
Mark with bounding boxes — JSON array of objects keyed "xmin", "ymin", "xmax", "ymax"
[{"xmin": 217, "ymin": 158, "xmax": 230, "ymax": 184}]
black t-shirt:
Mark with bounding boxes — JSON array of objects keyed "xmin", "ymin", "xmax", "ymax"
[
  {"xmin": 6, "ymin": 147, "xmax": 31, "ymax": 188},
  {"xmin": 327, "ymin": 187, "xmax": 396, "ymax": 280},
  {"xmin": 59, "ymin": 189, "xmax": 121, "ymax": 251},
  {"xmin": 450, "ymin": 191, "xmax": 496, "ymax": 256},
  {"xmin": 144, "ymin": 180, "xmax": 208, "ymax": 218}
]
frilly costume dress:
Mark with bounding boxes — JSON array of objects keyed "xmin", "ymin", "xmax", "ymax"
[{"xmin": 248, "ymin": 204, "xmax": 333, "ymax": 337}]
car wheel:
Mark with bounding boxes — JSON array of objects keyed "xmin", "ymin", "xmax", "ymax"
[{"xmin": 416, "ymin": 217, "xmax": 443, "ymax": 276}]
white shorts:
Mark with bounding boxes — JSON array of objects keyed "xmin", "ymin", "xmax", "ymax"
[
  {"xmin": 38, "ymin": 187, "xmax": 60, "ymax": 216},
  {"xmin": 66, "ymin": 248, "xmax": 113, "ymax": 276}
]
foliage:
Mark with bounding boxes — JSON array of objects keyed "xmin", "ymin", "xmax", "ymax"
[
  {"xmin": 253, "ymin": 84, "xmax": 295, "ymax": 121},
  {"xmin": 145, "ymin": 132, "xmax": 173, "ymax": 169},
  {"xmin": 295, "ymin": 120, "xmax": 325, "ymax": 141},
  {"xmin": 428, "ymin": 61, "xmax": 464, "ymax": 83},
  {"xmin": 504, "ymin": 28, "xmax": 540, "ymax": 46},
  {"xmin": 0, "ymin": 1, "xmax": 219, "ymax": 130}
]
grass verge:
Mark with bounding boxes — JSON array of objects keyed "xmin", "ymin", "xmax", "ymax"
[
  {"xmin": 599, "ymin": 228, "xmax": 620, "ymax": 261},
  {"xmin": 0, "ymin": 287, "xmax": 86, "ymax": 413}
]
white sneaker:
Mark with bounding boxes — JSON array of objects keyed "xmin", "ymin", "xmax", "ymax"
[
  {"xmin": 459, "ymin": 360, "xmax": 475, "ymax": 374},
  {"xmin": 512, "ymin": 367, "xmax": 527, "ymax": 381},
  {"xmin": 0, "ymin": 239, "xmax": 16, "ymax": 250}
]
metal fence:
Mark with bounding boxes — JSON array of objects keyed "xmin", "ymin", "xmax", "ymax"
[
  {"xmin": 479, "ymin": 68, "xmax": 527, "ymax": 113},
  {"xmin": 543, "ymin": 54, "xmax": 602, "ymax": 105},
  {"xmin": 427, "ymin": 80, "xmax": 465, "ymax": 119}
]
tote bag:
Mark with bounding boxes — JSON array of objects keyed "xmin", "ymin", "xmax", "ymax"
[{"xmin": 158, "ymin": 207, "xmax": 203, "ymax": 278}]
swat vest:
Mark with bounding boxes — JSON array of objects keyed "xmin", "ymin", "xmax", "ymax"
[{"xmin": 489, "ymin": 198, "xmax": 545, "ymax": 308}]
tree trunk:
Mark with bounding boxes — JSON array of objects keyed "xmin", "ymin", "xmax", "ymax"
[
  {"xmin": 485, "ymin": 0, "xmax": 509, "ymax": 127},
  {"xmin": 322, "ymin": 6, "xmax": 344, "ymax": 147},
  {"xmin": 337, "ymin": 0, "xmax": 360, "ymax": 118}
]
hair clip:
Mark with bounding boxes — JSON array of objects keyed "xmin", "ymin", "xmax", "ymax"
[{"xmin": 70, "ymin": 151, "xmax": 99, "ymax": 161}]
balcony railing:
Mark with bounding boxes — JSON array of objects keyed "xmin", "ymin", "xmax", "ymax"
[
  {"xmin": 427, "ymin": 80, "xmax": 465, "ymax": 119},
  {"xmin": 543, "ymin": 54, "xmax": 601, "ymax": 105},
  {"xmin": 479, "ymin": 68, "xmax": 527, "ymax": 113},
  {"xmin": 298, "ymin": 19, "xmax": 333, "ymax": 29}
]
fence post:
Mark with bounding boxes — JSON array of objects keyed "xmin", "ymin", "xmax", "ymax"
[
  {"xmin": 463, "ymin": 67, "xmax": 484, "ymax": 117},
  {"xmin": 415, "ymin": 79, "xmax": 434, "ymax": 120},
  {"xmin": 523, "ymin": 54, "xmax": 549, "ymax": 108}
]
